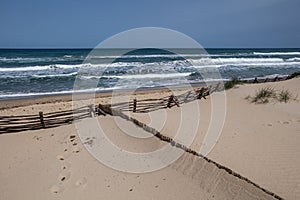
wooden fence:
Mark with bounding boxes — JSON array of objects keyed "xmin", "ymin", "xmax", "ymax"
[
  {"xmin": 0, "ymin": 106, "xmax": 92, "ymax": 133},
  {"xmin": 110, "ymin": 86, "xmax": 210, "ymax": 113},
  {"xmin": 0, "ymin": 75, "xmax": 290, "ymax": 134},
  {"xmin": 0, "ymin": 87, "xmax": 211, "ymax": 134},
  {"xmin": 0, "ymin": 76, "xmax": 289, "ymax": 134},
  {"xmin": 243, "ymin": 75, "xmax": 288, "ymax": 84}
]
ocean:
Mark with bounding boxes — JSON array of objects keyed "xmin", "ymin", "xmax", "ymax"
[{"xmin": 0, "ymin": 48, "xmax": 300, "ymax": 100}]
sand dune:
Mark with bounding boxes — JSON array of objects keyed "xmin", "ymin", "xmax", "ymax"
[
  {"xmin": 1, "ymin": 78, "xmax": 299, "ymax": 199},
  {"xmin": 131, "ymin": 78, "xmax": 300, "ymax": 199},
  {"xmin": 0, "ymin": 116, "xmax": 279, "ymax": 200}
]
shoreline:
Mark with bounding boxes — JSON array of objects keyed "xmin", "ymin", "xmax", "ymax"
[
  {"xmin": 0, "ymin": 74, "xmax": 294, "ymax": 110},
  {"xmin": 0, "ymin": 83, "xmax": 208, "ymax": 110}
]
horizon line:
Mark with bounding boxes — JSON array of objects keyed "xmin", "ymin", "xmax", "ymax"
[{"xmin": 0, "ymin": 47, "xmax": 300, "ymax": 50}]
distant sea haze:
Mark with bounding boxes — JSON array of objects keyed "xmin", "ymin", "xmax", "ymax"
[{"xmin": 0, "ymin": 48, "xmax": 300, "ymax": 99}]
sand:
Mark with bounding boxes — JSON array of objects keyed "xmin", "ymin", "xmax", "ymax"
[{"xmin": 0, "ymin": 78, "xmax": 299, "ymax": 199}]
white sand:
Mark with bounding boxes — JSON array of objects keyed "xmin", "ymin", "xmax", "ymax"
[
  {"xmin": 132, "ymin": 78, "xmax": 300, "ymax": 199},
  {"xmin": 1, "ymin": 78, "xmax": 299, "ymax": 199}
]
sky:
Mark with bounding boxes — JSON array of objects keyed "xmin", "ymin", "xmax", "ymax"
[{"xmin": 0, "ymin": 0, "xmax": 300, "ymax": 48}]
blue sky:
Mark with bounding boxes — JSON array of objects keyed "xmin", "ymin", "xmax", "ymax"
[{"xmin": 0, "ymin": 0, "xmax": 299, "ymax": 48}]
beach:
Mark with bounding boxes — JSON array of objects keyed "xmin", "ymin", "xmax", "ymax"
[
  {"xmin": 0, "ymin": 77, "xmax": 299, "ymax": 199},
  {"xmin": 1, "ymin": 0, "xmax": 300, "ymax": 198}
]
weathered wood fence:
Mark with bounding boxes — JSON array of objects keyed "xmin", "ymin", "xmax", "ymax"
[
  {"xmin": 1, "ymin": 74, "xmax": 293, "ymax": 134},
  {"xmin": 110, "ymin": 86, "xmax": 210, "ymax": 113},
  {"xmin": 0, "ymin": 106, "xmax": 92, "ymax": 133},
  {"xmin": 0, "ymin": 86, "xmax": 212, "ymax": 134},
  {"xmin": 243, "ymin": 76, "xmax": 289, "ymax": 84}
]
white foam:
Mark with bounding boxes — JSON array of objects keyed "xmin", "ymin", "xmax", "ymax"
[
  {"xmin": 0, "ymin": 60, "xmax": 191, "ymax": 72},
  {"xmin": 103, "ymin": 72, "xmax": 191, "ymax": 80},
  {"xmin": 286, "ymin": 57, "xmax": 300, "ymax": 62},
  {"xmin": 1, "ymin": 57, "xmax": 299, "ymax": 74},
  {"xmin": 189, "ymin": 57, "xmax": 284, "ymax": 65},
  {"xmin": 0, "ymin": 73, "xmax": 77, "ymax": 79},
  {"xmin": 0, "ymin": 63, "xmax": 107, "ymax": 72},
  {"xmin": 0, "ymin": 65, "xmax": 53, "ymax": 72},
  {"xmin": 87, "ymin": 53, "xmax": 260, "ymax": 59},
  {"xmin": 0, "ymin": 86, "xmax": 124, "ymax": 99},
  {"xmin": 63, "ymin": 55, "xmax": 73, "ymax": 58},
  {"xmin": 253, "ymin": 52, "xmax": 300, "ymax": 56},
  {"xmin": 0, "ymin": 56, "xmax": 82, "ymax": 63},
  {"xmin": 191, "ymin": 61, "xmax": 300, "ymax": 69},
  {"xmin": 32, "ymin": 72, "xmax": 78, "ymax": 78},
  {"xmin": 0, "ymin": 57, "xmax": 43, "ymax": 62},
  {"xmin": 87, "ymin": 54, "xmax": 201, "ymax": 59}
]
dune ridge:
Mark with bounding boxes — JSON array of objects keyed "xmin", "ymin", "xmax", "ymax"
[{"xmin": 98, "ymin": 104, "xmax": 283, "ymax": 199}]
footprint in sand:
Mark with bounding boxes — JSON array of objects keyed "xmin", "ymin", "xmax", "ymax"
[
  {"xmin": 72, "ymin": 142, "xmax": 78, "ymax": 146},
  {"xmin": 61, "ymin": 162, "xmax": 71, "ymax": 171},
  {"xmin": 72, "ymin": 147, "xmax": 81, "ymax": 154},
  {"xmin": 56, "ymin": 155, "xmax": 65, "ymax": 161},
  {"xmin": 56, "ymin": 150, "xmax": 72, "ymax": 161},
  {"xmin": 59, "ymin": 171, "xmax": 71, "ymax": 182},
  {"xmin": 70, "ymin": 135, "xmax": 76, "ymax": 139},
  {"xmin": 69, "ymin": 135, "xmax": 77, "ymax": 143},
  {"xmin": 75, "ymin": 177, "xmax": 87, "ymax": 187},
  {"xmin": 50, "ymin": 185, "xmax": 64, "ymax": 194},
  {"xmin": 277, "ymin": 120, "xmax": 290, "ymax": 124}
]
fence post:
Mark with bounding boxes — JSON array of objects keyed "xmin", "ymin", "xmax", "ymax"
[
  {"xmin": 167, "ymin": 95, "xmax": 180, "ymax": 108},
  {"xmin": 253, "ymin": 77, "xmax": 258, "ymax": 83},
  {"xmin": 215, "ymin": 82, "xmax": 221, "ymax": 91},
  {"xmin": 97, "ymin": 104, "xmax": 106, "ymax": 116},
  {"xmin": 184, "ymin": 91, "xmax": 191, "ymax": 102},
  {"xmin": 88, "ymin": 104, "xmax": 95, "ymax": 118},
  {"xmin": 167, "ymin": 95, "xmax": 174, "ymax": 108},
  {"xmin": 39, "ymin": 111, "xmax": 45, "ymax": 128},
  {"xmin": 204, "ymin": 87, "xmax": 209, "ymax": 96},
  {"xmin": 173, "ymin": 96, "xmax": 180, "ymax": 107},
  {"xmin": 133, "ymin": 98, "xmax": 137, "ymax": 113},
  {"xmin": 198, "ymin": 87, "xmax": 206, "ymax": 99}
]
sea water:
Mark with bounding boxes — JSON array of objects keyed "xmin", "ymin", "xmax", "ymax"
[{"xmin": 0, "ymin": 48, "xmax": 300, "ymax": 99}]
